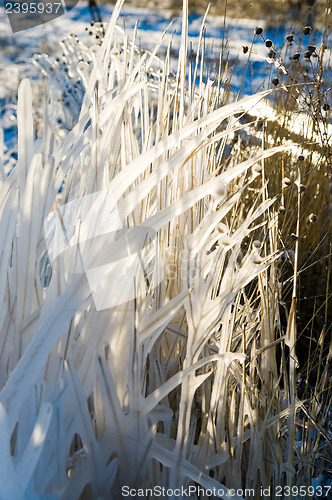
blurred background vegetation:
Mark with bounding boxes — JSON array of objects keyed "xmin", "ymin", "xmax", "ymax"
[{"xmin": 104, "ymin": 0, "xmax": 329, "ymax": 26}]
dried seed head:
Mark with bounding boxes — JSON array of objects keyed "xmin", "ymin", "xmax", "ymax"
[
  {"xmin": 308, "ymin": 213, "xmax": 317, "ymax": 223},
  {"xmin": 323, "ymin": 103, "xmax": 330, "ymax": 111},
  {"xmin": 280, "ymin": 250, "xmax": 294, "ymax": 263},
  {"xmin": 307, "ymin": 45, "xmax": 316, "ymax": 53},
  {"xmin": 77, "ymin": 61, "xmax": 88, "ymax": 72},
  {"xmin": 298, "ymin": 155, "xmax": 305, "ymax": 161},
  {"xmin": 252, "ymin": 164, "xmax": 262, "ymax": 174},
  {"xmin": 268, "ymin": 49, "xmax": 276, "ymax": 59},
  {"xmin": 303, "ymin": 26, "xmax": 312, "ymax": 35},
  {"xmin": 278, "ymin": 205, "xmax": 286, "ymax": 215},
  {"xmin": 304, "ymin": 51, "xmax": 311, "ymax": 59},
  {"xmin": 300, "ymin": 184, "xmax": 307, "ymax": 192},
  {"xmin": 282, "ymin": 176, "xmax": 291, "ymax": 187},
  {"xmin": 255, "ymin": 26, "xmax": 263, "ymax": 35},
  {"xmin": 217, "ymin": 223, "xmax": 228, "ymax": 234},
  {"xmin": 211, "ymin": 183, "xmax": 226, "ymax": 200},
  {"xmin": 252, "ymin": 255, "xmax": 262, "ymax": 264},
  {"xmin": 292, "ymin": 52, "xmax": 301, "ymax": 60},
  {"xmin": 219, "ymin": 235, "xmax": 232, "ymax": 246},
  {"xmin": 286, "ymin": 34, "xmax": 294, "ymax": 42},
  {"xmin": 272, "ymin": 77, "xmax": 279, "ymax": 86},
  {"xmin": 265, "ymin": 39, "xmax": 273, "ymax": 48},
  {"xmin": 253, "ymin": 240, "xmax": 262, "ymax": 249},
  {"xmin": 291, "ymin": 233, "xmax": 298, "ymax": 240},
  {"xmin": 242, "ymin": 45, "xmax": 249, "ymax": 54}
]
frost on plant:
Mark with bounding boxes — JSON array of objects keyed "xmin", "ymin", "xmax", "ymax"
[{"xmin": 0, "ymin": 0, "xmax": 328, "ymax": 499}]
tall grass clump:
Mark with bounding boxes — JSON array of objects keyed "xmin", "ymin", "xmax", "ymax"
[
  {"xmin": 242, "ymin": 19, "xmax": 332, "ymax": 487},
  {"xmin": 0, "ymin": 1, "xmax": 330, "ymax": 498}
]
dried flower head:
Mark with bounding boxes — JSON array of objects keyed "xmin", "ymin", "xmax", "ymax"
[
  {"xmin": 298, "ymin": 155, "xmax": 305, "ymax": 161},
  {"xmin": 265, "ymin": 39, "xmax": 273, "ymax": 48},
  {"xmin": 286, "ymin": 34, "xmax": 294, "ymax": 42},
  {"xmin": 272, "ymin": 77, "xmax": 279, "ymax": 86},
  {"xmin": 308, "ymin": 213, "xmax": 317, "ymax": 222},
  {"xmin": 292, "ymin": 53, "xmax": 301, "ymax": 61},
  {"xmin": 242, "ymin": 45, "xmax": 249, "ymax": 54},
  {"xmin": 252, "ymin": 164, "xmax": 262, "ymax": 174},
  {"xmin": 278, "ymin": 205, "xmax": 286, "ymax": 215},
  {"xmin": 303, "ymin": 26, "xmax": 312, "ymax": 35},
  {"xmin": 219, "ymin": 235, "xmax": 233, "ymax": 246},
  {"xmin": 307, "ymin": 45, "xmax": 316, "ymax": 54},
  {"xmin": 217, "ymin": 223, "xmax": 228, "ymax": 234},
  {"xmin": 255, "ymin": 26, "xmax": 263, "ymax": 35},
  {"xmin": 211, "ymin": 183, "xmax": 226, "ymax": 201},
  {"xmin": 322, "ymin": 103, "xmax": 330, "ymax": 111}
]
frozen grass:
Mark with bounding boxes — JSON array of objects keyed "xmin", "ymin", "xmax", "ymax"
[{"xmin": 0, "ymin": 1, "xmax": 331, "ymax": 499}]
